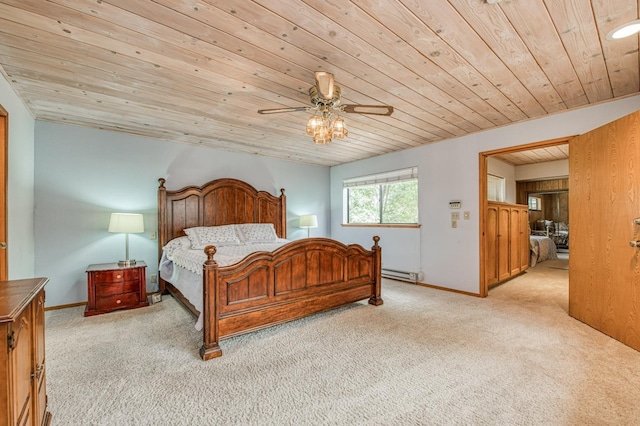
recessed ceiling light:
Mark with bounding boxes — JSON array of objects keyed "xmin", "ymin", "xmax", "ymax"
[{"xmin": 606, "ymin": 19, "xmax": 640, "ymax": 40}]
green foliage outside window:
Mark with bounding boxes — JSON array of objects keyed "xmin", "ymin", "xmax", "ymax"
[{"xmin": 347, "ymin": 180, "xmax": 418, "ymax": 224}]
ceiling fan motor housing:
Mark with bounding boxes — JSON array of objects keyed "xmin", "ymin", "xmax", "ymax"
[{"xmin": 309, "ymin": 85, "xmax": 341, "ymax": 108}]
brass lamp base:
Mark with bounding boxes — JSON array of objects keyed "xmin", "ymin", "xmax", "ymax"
[{"xmin": 118, "ymin": 259, "xmax": 137, "ymax": 267}]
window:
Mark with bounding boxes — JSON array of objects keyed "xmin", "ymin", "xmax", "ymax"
[
  {"xmin": 487, "ymin": 174, "xmax": 505, "ymax": 202},
  {"xmin": 528, "ymin": 196, "xmax": 541, "ymax": 211},
  {"xmin": 343, "ymin": 167, "xmax": 419, "ymax": 225}
]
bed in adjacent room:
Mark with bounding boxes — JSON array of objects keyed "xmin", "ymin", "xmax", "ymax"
[
  {"xmin": 529, "ymin": 235, "xmax": 558, "ymax": 267},
  {"xmin": 157, "ymin": 178, "xmax": 383, "ymax": 360}
]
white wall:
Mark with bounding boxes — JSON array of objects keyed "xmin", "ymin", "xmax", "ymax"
[
  {"xmin": 487, "ymin": 157, "xmax": 516, "ymax": 203},
  {"xmin": 515, "ymin": 159, "xmax": 568, "ymax": 181},
  {"xmin": 35, "ymin": 122, "xmax": 330, "ymax": 308},
  {"xmin": 0, "ymin": 72, "xmax": 36, "ymax": 279},
  {"xmin": 331, "ymin": 96, "xmax": 640, "ymax": 294}
]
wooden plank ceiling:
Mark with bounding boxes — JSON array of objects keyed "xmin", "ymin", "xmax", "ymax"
[
  {"xmin": 492, "ymin": 143, "xmax": 569, "ymax": 166},
  {"xmin": 0, "ymin": 0, "xmax": 637, "ymax": 166}
]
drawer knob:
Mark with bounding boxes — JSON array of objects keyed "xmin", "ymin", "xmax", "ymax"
[
  {"xmin": 116, "ymin": 274, "xmax": 122, "ymax": 279},
  {"xmin": 116, "ymin": 299, "xmax": 121, "ymax": 304}
]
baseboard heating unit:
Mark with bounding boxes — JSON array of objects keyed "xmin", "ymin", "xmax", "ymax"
[{"xmin": 381, "ymin": 268, "xmax": 420, "ymax": 283}]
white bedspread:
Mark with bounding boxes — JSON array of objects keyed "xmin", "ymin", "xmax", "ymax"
[
  {"xmin": 168, "ymin": 239, "xmax": 290, "ymax": 274},
  {"xmin": 159, "ymin": 237, "xmax": 290, "ymax": 330}
]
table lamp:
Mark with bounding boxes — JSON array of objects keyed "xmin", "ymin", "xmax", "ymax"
[
  {"xmin": 299, "ymin": 214, "xmax": 318, "ymax": 238},
  {"xmin": 108, "ymin": 213, "xmax": 144, "ymax": 267}
]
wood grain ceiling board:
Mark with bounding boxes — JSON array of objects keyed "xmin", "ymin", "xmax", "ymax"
[
  {"xmin": 0, "ymin": 0, "xmax": 637, "ymax": 166},
  {"xmin": 493, "ymin": 144, "xmax": 570, "ymax": 166}
]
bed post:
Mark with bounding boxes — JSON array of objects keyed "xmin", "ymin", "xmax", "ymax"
[
  {"xmin": 279, "ymin": 188, "xmax": 287, "ymax": 239},
  {"xmin": 369, "ymin": 236, "xmax": 384, "ymax": 306},
  {"xmin": 200, "ymin": 245, "xmax": 222, "ymax": 360},
  {"xmin": 157, "ymin": 178, "xmax": 167, "ymax": 294}
]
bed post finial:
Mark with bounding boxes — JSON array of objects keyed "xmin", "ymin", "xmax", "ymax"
[
  {"xmin": 158, "ymin": 178, "xmax": 166, "ymax": 189},
  {"xmin": 373, "ymin": 235, "xmax": 380, "ymax": 247},
  {"xmin": 204, "ymin": 245, "xmax": 217, "ymax": 262}
]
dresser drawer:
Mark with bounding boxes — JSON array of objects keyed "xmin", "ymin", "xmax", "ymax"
[
  {"xmin": 92, "ymin": 269, "xmax": 140, "ymax": 283},
  {"xmin": 95, "ymin": 292, "xmax": 140, "ymax": 311},
  {"xmin": 95, "ymin": 280, "xmax": 141, "ymax": 297}
]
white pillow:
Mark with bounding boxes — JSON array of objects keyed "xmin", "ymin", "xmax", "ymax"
[
  {"xmin": 162, "ymin": 236, "xmax": 191, "ymax": 256},
  {"xmin": 184, "ymin": 225, "xmax": 240, "ymax": 249},
  {"xmin": 236, "ymin": 223, "xmax": 278, "ymax": 243}
]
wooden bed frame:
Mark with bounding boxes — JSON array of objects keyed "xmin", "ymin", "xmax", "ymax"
[{"xmin": 157, "ymin": 178, "xmax": 383, "ymax": 360}]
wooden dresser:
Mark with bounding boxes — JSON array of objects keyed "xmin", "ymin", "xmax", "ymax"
[
  {"xmin": 0, "ymin": 277, "xmax": 52, "ymax": 426},
  {"xmin": 85, "ymin": 262, "xmax": 148, "ymax": 317}
]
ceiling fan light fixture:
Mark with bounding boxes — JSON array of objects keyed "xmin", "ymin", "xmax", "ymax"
[
  {"xmin": 331, "ymin": 118, "xmax": 348, "ymax": 139},
  {"xmin": 312, "ymin": 127, "xmax": 332, "ymax": 145},
  {"xmin": 306, "ymin": 110, "xmax": 348, "ymax": 144},
  {"xmin": 606, "ymin": 19, "xmax": 640, "ymax": 40},
  {"xmin": 306, "ymin": 115, "xmax": 324, "ymax": 136}
]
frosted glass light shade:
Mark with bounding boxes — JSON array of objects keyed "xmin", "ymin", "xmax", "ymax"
[
  {"xmin": 108, "ymin": 213, "xmax": 144, "ymax": 234},
  {"xmin": 299, "ymin": 214, "xmax": 318, "ymax": 229}
]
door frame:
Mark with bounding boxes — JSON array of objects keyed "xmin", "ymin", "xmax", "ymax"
[
  {"xmin": 478, "ymin": 136, "xmax": 573, "ymax": 297},
  {"xmin": 0, "ymin": 104, "xmax": 7, "ymax": 281}
]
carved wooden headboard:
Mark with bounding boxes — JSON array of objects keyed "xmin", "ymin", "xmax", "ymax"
[{"xmin": 157, "ymin": 178, "xmax": 287, "ymax": 261}]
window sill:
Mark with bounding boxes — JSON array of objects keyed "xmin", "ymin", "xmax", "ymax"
[{"xmin": 342, "ymin": 223, "xmax": 421, "ymax": 229}]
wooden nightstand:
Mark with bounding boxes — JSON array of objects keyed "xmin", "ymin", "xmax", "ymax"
[{"xmin": 85, "ymin": 261, "xmax": 149, "ymax": 317}]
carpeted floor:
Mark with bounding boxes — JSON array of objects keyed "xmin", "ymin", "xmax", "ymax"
[{"xmin": 45, "ymin": 258, "xmax": 640, "ymax": 425}]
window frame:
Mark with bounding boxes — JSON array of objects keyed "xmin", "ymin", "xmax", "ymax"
[
  {"xmin": 528, "ymin": 195, "xmax": 542, "ymax": 211},
  {"xmin": 343, "ymin": 167, "xmax": 419, "ymax": 227}
]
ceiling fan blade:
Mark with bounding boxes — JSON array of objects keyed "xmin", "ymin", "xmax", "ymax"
[
  {"xmin": 343, "ymin": 104, "xmax": 394, "ymax": 116},
  {"xmin": 257, "ymin": 106, "xmax": 308, "ymax": 114},
  {"xmin": 314, "ymin": 71, "xmax": 335, "ymax": 100}
]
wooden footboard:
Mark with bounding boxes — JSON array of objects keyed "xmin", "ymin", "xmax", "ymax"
[{"xmin": 200, "ymin": 236, "xmax": 382, "ymax": 360}]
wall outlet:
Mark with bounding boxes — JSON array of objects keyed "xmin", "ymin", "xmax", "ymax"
[
  {"xmin": 150, "ymin": 231, "xmax": 157, "ymax": 240},
  {"xmin": 451, "ymin": 212, "xmax": 460, "ymax": 220},
  {"xmin": 150, "ymin": 274, "xmax": 157, "ymax": 283}
]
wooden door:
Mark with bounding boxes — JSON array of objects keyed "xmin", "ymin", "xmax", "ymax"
[
  {"xmin": 11, "ymin": 304, "xmax": 33, "ymax": 425},
  {"xmin": 32, "ymin": 291, "xmax": 47, "ymax": 425},
  {"xmin": 570, "ymin": 111, "xmax": 640, "ymax": 351},
  {"xmin": 486, "ymin": 204, "xmax": 499, "ymax": 286},
  {"xmin": 0, "ymin": 106, "xmax": 7, "ymax": 280},
  {"xmin": 509, "ymin": 207, "xmax": 521, "ymax": 275},
  {"xmin": 519, "ymin": 207, "xmax": 530, "ymax": 271},
  {"xmin": 497, "ymin": 205, "xmax": 511, "ymax": 281}
]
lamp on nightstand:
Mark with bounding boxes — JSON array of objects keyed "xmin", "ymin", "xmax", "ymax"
[
  {"xmin": 108, "ymin": 213, "xmax": 144, "ymax": 267},
  {"xmin": 299, "ymin": 214, "xmax": 318, "ymax": 238}
]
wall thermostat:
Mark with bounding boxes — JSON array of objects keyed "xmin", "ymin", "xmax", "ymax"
[{"xmin": 449, "ymin": 201, "xmax": 461, "ymax": 209}]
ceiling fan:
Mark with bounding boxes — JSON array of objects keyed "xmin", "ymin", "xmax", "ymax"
[{"xmin": 257, "ymin": 72, "xmax": 394, "ymax": 144}]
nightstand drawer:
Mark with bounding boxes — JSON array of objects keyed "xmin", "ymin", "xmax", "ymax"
[
  {"xmin": 95, "ymin": 292, "xmax": 140, "ymax": 311},
  {"xmin": 96, "ymin": 280, "xmax": 140, "ymax": 297},
  {"xmin": 93, "ymin": 269, "xmax": 140, "ymax": 283}
]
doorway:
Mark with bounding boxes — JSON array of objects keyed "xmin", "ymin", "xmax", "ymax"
[{"xmin": 479, "ymin": 137, "xmax": 571, "ymax": 297}]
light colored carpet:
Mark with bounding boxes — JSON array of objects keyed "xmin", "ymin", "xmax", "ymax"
[{"xmin": 45, "ymin": 259, "xmax": 640, "ymax": 425}]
